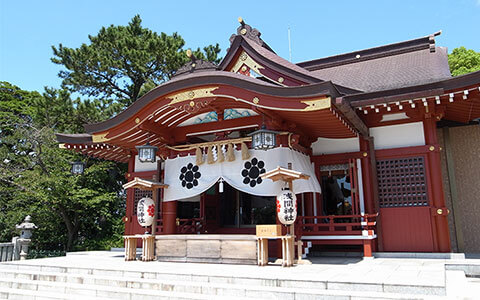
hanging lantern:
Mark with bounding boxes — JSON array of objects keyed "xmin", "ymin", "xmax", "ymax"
[
  {"xmin": 276, "ymin": 187, "xmax": 297, "ymax": 225},
  {"xmin": 136, "ymin": 142, "xmax": 158, "ymax": 163},
  {"xmin": 137, "ymin": 197, "xmax": 155, "ymax": 227},
  {"xmin": 70, "ymin": 161, "xmax": 85, "ymax": 175},
  {"xmin": 248, "ymin": 125, "xmax": 278, "ymax": 150}
]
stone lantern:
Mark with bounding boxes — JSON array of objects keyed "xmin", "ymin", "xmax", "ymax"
[{"xmin": 15, "ymin": 215, "xmax": 37, "ymax": 260}]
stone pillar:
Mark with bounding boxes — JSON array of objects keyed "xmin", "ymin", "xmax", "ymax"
[
  {"xmin": 162, "ymin": 200, "xmax": 177, "ymax": 234},
  {"xmin": 423, "ymin": 116, "xmax": 451, "ymax": 252}
]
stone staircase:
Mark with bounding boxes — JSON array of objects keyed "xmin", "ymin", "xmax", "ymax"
[{"xmin": 0, "ymin": 258, "xmax": 449, "ymax": 300}]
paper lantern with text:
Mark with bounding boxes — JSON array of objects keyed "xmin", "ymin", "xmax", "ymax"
[
  {"xmin": 276, "ymin": 188, "xmax": 297, "ymax": 225},
  {"xmin": 137, "ymin": 197, "xmax": 155, "ymax": 227}
]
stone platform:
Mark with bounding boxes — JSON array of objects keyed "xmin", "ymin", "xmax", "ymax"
[
  {"xmin": 155, "ymin": 234, "xmax": 257, "ymax": 264},
  {"xmin": 2, "ymin": 250, "xmax": 480, "ymax": 299}
]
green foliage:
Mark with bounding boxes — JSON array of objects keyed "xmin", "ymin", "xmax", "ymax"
[
  {"xmin": 0, "ymin": 82, "xmax": 126, "ymax": 251},
  {"xmin": 0, "ymin": 82, "xmax": 41, "ymax": 138},
  {"xmin": 448, "ymin": 47, "xmax": 480, "ymax": 76},
  {"xmin": 52, "ymin": 15, "xmax": 221, "ymax": 108},
  {"xmin": 27, "ymin": 249, "xmax": 66, "ymax": 259},
  {"xmin": 2, "ymin": 15, "xmax": 222, "ymax": 253}
]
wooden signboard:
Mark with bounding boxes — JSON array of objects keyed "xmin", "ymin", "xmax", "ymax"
[{"xmin": 256, "ymin": 224, "xmax": 282, "ymax": 237}]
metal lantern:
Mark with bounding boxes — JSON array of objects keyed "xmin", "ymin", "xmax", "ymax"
[
  {"xmin": 70, "ymin": 161, "xmax": 85, "ymax": 175},
  {"xmin": 276, "ymin": 187, "xmax": 297, "ymax": 225},
  {"xmin": 248, "ymin": 125, "xmax": 278, "ymax": 150},
  {"xmin": 136, "ymin": 143, "xmax": 158, "ymax": 163}
]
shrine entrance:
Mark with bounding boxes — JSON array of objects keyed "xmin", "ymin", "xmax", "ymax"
[{"xmin": 180, "ymin": 182, "xmax": 276, "ymax": 234}]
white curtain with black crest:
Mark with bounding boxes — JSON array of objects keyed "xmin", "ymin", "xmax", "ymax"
[{"xmin": 163, "ymin": 147, "xmax": 321, "ymax": 202}]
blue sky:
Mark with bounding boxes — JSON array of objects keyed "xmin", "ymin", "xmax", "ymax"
[{"xmin": 1, "ymin": 0, "xmax": 479, "ymax": 95}]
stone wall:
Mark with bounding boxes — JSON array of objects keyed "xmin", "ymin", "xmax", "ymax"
[{"xmin": 439, "ymin": 125, "xmax": 480, "ymax": 253}]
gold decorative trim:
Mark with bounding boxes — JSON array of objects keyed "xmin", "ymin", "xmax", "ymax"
[
  {"xmin": 135, "ymin": 118, "xmax": 140, "ymax": 124},
  {"xmin": 92, "ymin": 132, "xmax": 110, "ymax": 143},
  {"xmin": 301, "ymin": 97, "xmax": 331, "ymax": 111},
  {"xmin": 253, "ymin": 97, "xmax": 260, "ymax": 104},
  {"xmin": 59, "ymin": 143, "xmax": 66, "ymax": 149},
  {"xmin": 229, "ymin": 50, "xmax": 264, "ymax": 75},
  {"xmin": 167, "ymin": 87, "xmax": 219, "ymax": 105},
  {"xmin": 278, "ymin": 77, "xmax": 284, "ymax": 83}
]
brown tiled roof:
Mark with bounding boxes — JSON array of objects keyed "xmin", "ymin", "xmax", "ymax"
[
  {"xmin": 294, "ymin": 32, "xmax": 451, "ymax": 92},
  {"xmin": 308, "ymin": 47, "xmax": 451, "ymax": 92},
  {"xmin": 242, "ymin": 37, "xmax": 322, "ymax": 83},
  {"xmin": 55, "ymin": 133, "xmax": 92, "ymax": 144},
  {"xmin": 222, "ymin": 28, "xmax": 451, "ymax": 93}
]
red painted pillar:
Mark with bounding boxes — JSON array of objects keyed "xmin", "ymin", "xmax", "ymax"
[
  {"xmin": 359, "ymin": 136, "xmax": 383, "ymax": 251},
  {"xmin": 359, "ymin": 138, "xmax": 375, "ymax": 214},
  {"xmin": 162, "ymin": 200, "xmax": 178, "ymax": 234},
  {"xmin": 304, "ymin": 193, "xmax": 314, "ymax": 218},
  {"xmin": 423, "ymin": 116, "xmax": 451, "ymax": 252}
]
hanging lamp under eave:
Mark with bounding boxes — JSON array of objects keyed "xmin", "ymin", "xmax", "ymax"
[
  {"xmin": 248, "ymin": 125, "xmax": 278, "ymax": 150},
  {"xmin": 136, "ymin": 142, "xmax": 158, "ymax": 163},
  {"xmin": 70, "ymin": 161, "xmax": 85, "ymax": 175}
]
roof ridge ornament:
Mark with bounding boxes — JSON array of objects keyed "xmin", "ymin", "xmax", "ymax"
[
  {"xmin": 428, "ymin": 30, "xmax": 441, "ymax": 53},
  {"xmin": 173, "ymin": 49, "xmax": 217, "ymax": 77},
  {"xmin": 229, "ymin": 17, "xmax": 264, "ymax": 48}
]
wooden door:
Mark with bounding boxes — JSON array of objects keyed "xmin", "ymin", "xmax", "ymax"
[{"xmin": 376, "ymin": 155, "xmax": 435, "ymax": 252}]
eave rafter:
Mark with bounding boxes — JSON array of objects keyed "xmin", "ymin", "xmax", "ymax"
[
  {"xmin": 59, "ymin": 142, "xmax": 130, "ymax": 163},
  {"xmin": 138, "ymin": 121, "xmax": 174, "ymax": 144},
  {"xmin": 353, "ymin": 84, "xmax": 480, "ymax": 125}
]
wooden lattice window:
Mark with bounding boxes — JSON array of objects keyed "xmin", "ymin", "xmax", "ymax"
[
  {"xmin": 376, "ymin": 156, "xmax": 429, "ymax": 208},
  {"xmin": 133, "ymin": 189, "xmax": 153, "ymax": 215}
]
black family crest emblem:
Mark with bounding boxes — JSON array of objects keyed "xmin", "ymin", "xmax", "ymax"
[
  {"xmin": 241, "ymin": 157, "xmax": 266, "ymax": 187},
  {"xmin": 179, "ymin": 163, "xmax": 201, "ymax": 189}
]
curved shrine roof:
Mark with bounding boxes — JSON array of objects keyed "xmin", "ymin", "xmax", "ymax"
[{"xmin": 56, "ymin": 21, "xmax": 480, "ymax": 163}]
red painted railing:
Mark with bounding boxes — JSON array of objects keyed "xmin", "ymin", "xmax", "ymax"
[
  {"xmin": 176, "ymin": 218, "xmax": 205, "ymax": 234},
  {"xmin": 296, "ymin": 214, "xmax": 378, "ymax": 237}
]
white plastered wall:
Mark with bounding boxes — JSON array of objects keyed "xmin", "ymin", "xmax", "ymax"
[
  {"xmin": 370, "ymin": 122, "xmax": 425, "ymax": 150},
  {"xmin": 133, "ymin": 155, "xmax": 160, "ymax": 172},
  {"xmin": 311, "ymin": 137, "xmax": 360, "ymax": 155}
]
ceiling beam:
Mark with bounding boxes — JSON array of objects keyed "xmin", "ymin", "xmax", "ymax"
[
  {"xmin": 172, "ymin": 115, "xmax": 263, "ymax": 142},
  {"xmin": 334, "ymin": 97, "xmax": 369, "ymax": 137},
  {"xmin": 139, "ymin": 121, "xmax": 175, "ymax": 144}
]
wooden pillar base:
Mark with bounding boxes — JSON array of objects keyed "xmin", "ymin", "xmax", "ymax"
[
  {"xmin": 141, "ymin": 235, "xmax": 155, "ymax": 262},
  {"xmin": 124, "ymin": 236, "xmax": 137, "ymax": 261},
  {"xmin": 363, "ymin": 239, "xmax": 373, "ymax": 258},
  {"xmin": 257, "ymin": 238, "xmax": 269, "ymax": 266}
]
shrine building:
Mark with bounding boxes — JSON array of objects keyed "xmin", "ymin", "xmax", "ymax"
[{"xmin": 56, "ymin": 19, "xmax": 480, "ymax": 260}]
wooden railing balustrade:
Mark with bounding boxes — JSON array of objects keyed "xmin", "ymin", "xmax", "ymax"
[
  {"xmin": 296, "ymin": 213, "xmax": 378, "ymax": 237},
  {"xmin": 176, "ymin": 217, "xmax": 205, "ymax": 234}
]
